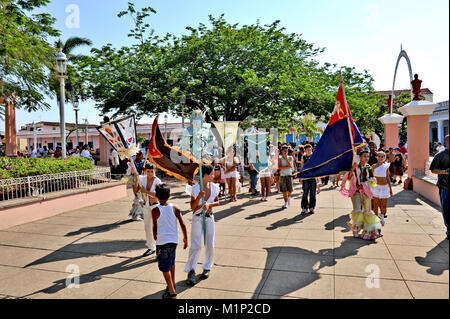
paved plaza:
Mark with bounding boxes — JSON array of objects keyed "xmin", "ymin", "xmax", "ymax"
[{"xmin": 0, "ymin": 180, "xmax": 448, "ymax": 299}]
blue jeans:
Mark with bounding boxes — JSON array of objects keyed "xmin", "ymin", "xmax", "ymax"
[
  {"xmin": 439, "ymin": 188, "xmax": 449, "ymax": 236},
  {"xmin": 301, "ymin": 179, "xmax": 317, "ymax": 209},
  {"xmin": 250, "ymin": 174, "xmax": 258, "ymax": 190}
]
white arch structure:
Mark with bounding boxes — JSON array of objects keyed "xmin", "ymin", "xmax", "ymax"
[{"xmin": 390, "ymin": 49, "xmax": 413, "ymax": 114}]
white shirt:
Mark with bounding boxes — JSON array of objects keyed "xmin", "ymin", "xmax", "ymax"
[
  {"xmin": 81, "ymin": 149, "xmax": 91, "ymax": 159},
  {"xmin": 138, "ymin": 175, "xmax": 162, "ymax": 206},
  {"xmin": 72, "ymin": 152, "xmax": 80, "ymax": 157},
  {"xmin": 30, "ymin": 150, "xmax": 37, "ymax": 158},
  {"xmin": 155, "ymin": 203, "xmax": 178, "ymax": 246},
  {"xmin": 190, "ymin": 182, "xmax": 220, "ymax": 215}
]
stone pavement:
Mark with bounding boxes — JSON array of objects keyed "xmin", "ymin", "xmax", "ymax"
[{"xmin": 0, "ymin": 179, "xmax": 448, "ymax": 299}]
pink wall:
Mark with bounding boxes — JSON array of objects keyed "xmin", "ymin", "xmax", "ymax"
[
  {"xmin": 412, "ymin": 177, "xmax": 441, "ymax": 206},
  {"xmin": 384, "ymin": 123, "xmax": 399, "ymax": 149},
  {"xmin": 407, "ymin": 115, "xmax": 430, "ymax": 176},
  {"xmin": 0, "ymin": 184, "xmax": 127, "ymax": 230}
]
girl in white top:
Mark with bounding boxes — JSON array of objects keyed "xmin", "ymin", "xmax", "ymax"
[
  {"xmin": 184, "ymin": 165, "xmax": 220, "ymax": 285},
  {"xmin": 258, "ymin": 152, "xmax": 272, "ymax": 201},
  {"xmin": 133, "ymin": 162, "xmax": 162, "ymax": 256},
  {"xmin": 222, "ymin": 150, "xmax": 239, "ymax": 201},
  {"xmin": 371, "ymin": 151, "xmax": 393, "ymax": 226}
]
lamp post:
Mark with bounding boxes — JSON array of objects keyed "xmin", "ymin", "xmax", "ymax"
[
  {"xmin": 164, "ymin": 114, "xmax": 168, "ymax": 140},
  {"xmin": 83, "ymin": 118, "xmax": 89, "ymax": 148},
  {"xmin": 72, "ymin": 96, "xmax": 80, "ymax": 148},
  {"xmin": 55, "ymin": 48, "xmax": 68, "ymax": 159},
  {"xmin": 32, "ymin": 121, "xmax": 37, "ymax": 153},
  {"xmin": 180, "ymin": 96, "xmax": 186, "ymax": 128}
]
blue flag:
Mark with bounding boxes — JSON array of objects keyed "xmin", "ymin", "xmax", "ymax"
[{"xmin": 298, "ymin": 80, "xmax": 364, "ymax": 179}]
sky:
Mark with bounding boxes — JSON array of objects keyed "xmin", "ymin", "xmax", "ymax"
[{"xmin": 3, "ymin": 0, "xmax": 449, "ymax": 131}]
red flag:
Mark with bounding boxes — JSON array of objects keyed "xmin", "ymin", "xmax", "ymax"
[{"xmin": 328, "ymin": 80, "xmax": 352, "ymax": 126}]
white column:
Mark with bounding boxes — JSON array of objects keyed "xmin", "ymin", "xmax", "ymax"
[{"xmin": 437, "ymin": 120, "xmax": 444, "ymax": 143}]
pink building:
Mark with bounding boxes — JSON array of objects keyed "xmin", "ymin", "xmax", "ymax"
[{"xmin": 16, "ymin": 121, "xmax": 184, "ymax": 152}]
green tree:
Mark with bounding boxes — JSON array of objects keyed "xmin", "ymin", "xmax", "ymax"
[
  {"xmin": 78, "ymin": 5, "xmax": 374, "ymax": 127},
  {"xmin": 0, "ymin": 0, "xmax": 60, "ymax": 111}
]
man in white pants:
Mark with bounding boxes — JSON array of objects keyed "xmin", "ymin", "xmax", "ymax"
[
  {"xmin": 133, "ymin": 163, "xmax": 162, "ymax": 257},
  {"xmin": 185, "ymin": 165, "xmax": 220, "ymax": 285}
]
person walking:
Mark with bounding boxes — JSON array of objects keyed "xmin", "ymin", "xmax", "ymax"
[
  {"xmin": 151, "ymin": 183, "xmax": 188, "ymax": 299},
  {"xmin": 134, "ymin": 163, "xmax": 162, "ymax": 256},
  {"xmin": 185, "ymin": 165, "xmax": 220, "ymax": 285},
  {"xmin": 430, "ymin": 135, "xmax": 449, "ymax": 240},
  {"xmin": 223, "ymin": 150, "xmax": 238, "ymax": 202},
  {"xmin": 278, "ymin": 145, "xmax": 294, "ymax": 209},
  {"xmin": 300, "ymin": 144, "xmax": 320, "ymax": 214},
  {"xmin": 371, "ymin": 151, "xmax": 393, "ymax": 226},
  {"xmin": 391, "ymin": 147, "xmax": 406, "ymax": 184},
  {"xmin": 341, "ymin": 150, "xmax": 381, "ymax": 241}
]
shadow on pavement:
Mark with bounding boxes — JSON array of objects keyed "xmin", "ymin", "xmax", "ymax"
[
  {"xmin": 24, "ymin": 240, "xmax": 148, "ymax": 268},
  {"xmin": 324, "ymin": 214, "xmax": 351, "ymax": 232},
  {"xmin": 252, "ymin": 235, "xmax": 376, "ymax": 298},
  {"xmin": 20, "ymin": 256, "xmax": 157, "ymax": 298},
  {"xmin": 265, "ymin": 213, "xmax": 312, "ymax": 230},
  {"xmin": 415, "ymin": 240, "xmax": 450, "ymax": 275},
  {"xmin": 64, "ymin": 220, "xmax": 135, "ymax": 237}
]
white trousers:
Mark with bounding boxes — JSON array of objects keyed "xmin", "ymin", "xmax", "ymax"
[
  {"xmin": 143, "ymin": 206, "xmax": 156, "ymax": 250},
  {"xmin": 184, "ymin": 214, "xmax": 215, "ymax": 273}
]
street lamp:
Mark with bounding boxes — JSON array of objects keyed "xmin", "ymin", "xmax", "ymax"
[
  {"xmin": 180, "ymin": 96, "xmax": 186, "ymax": 128},
  {"xmin": 164, "ymin": 114, "xmax": 168, "ymax": 140},
  {"xmin": 83, "ymin": 118, "xmax": 89, "ymax": 148},
  {"xmin": 72, "ymin": 96, "xmax": 80, "ymax": 148},
  {"xmin": 55, "ymin": 48, "xmax": 68, "ymax": 159}
]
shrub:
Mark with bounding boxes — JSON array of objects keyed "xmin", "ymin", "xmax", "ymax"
[{"xmin": 0, "ymin": 157, "xmax": 95, "ymax": 179}]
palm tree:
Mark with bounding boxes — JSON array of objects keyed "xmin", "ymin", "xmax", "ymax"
[
  {"xmin": 299, "ymin": 113, "xmax": 318, "ymax": 141},
  {"xmin": 50, "ymin": 37, "xmax": 92, "ymax": 104}
]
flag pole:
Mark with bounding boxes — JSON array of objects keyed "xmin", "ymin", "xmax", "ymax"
[
  {"xmin": 199, "ymin": 113, "xmax": 207, "ymax": 245},
  {"xmin": 340, "ymin": 72, "xmax": 356, "ymax": 164}
]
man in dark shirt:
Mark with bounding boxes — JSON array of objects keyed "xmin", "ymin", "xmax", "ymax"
[
  {"xmin": 430, "ymin": 135, "xmax": 449, "ymax": 240},
  {"xmin": 368, "ymin": 142, "xmax": 378, "ymax": 166}
]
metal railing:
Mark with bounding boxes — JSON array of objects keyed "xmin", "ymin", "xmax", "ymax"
[{"xmin": 0, "ymin": 167, "xmax": 112, "ymax": 203}]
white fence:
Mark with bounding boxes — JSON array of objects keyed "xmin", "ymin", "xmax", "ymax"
[{"xmin": 0, "ymin": 167, "xmax": 111, "ymax": 203}]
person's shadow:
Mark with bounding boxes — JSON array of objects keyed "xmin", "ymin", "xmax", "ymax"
[
  {"xmin": 324, "ymin": 215, "xmax": 351, "ymax": 232},
  {"xmin": 253, "ymin": 236, "xmax": 375, "ymax": 298},
  {"xmin": 415, "ymin": 240, "xmax": 449, "ymax": 275},
  {"xmin": 20, "ymin": 256, "xmax": 157, "ymax": 298}
]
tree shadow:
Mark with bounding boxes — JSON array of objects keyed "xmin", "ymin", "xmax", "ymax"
[
  {"xmin": 253, "ymin": 236, "xmax": 376, "ymax": 298},
  {"xmin": 20, "ymin": 256, "xmax": 157, "ymax": 298},
  {"xmin": 414, "ymin": 240, "xmax": 450, "ymax": 276}
]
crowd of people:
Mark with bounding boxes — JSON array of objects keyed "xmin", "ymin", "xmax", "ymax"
[
  {"xmin": 127, "ymin": 136, "xmax": 433, "ymax": 299},
  {"xmin": 15, "ymin": 144, "xmax": 95, "ymax": 161}
]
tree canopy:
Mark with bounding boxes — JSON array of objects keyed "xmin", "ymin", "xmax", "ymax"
[
  {"xmin": 0, "ymin": 0, "xmax": 60, "ymax": 111},
  {"xmin": 77, "ymin": 3, "xmax": 383, "ymax": 135}
]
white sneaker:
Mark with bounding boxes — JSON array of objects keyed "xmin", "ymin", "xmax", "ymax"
[
  {"xmin": 380, "ymin": 215, "xmax": 385, "ymax": 226},
  {"xmin": 287, "ymin": 198, "xmax": 291, "ymax": 206},
  {"xmin": 282, "ymin": 203, "xmax": 288, "ymax": 209}
]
